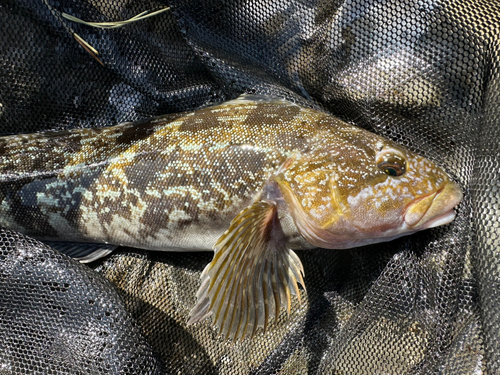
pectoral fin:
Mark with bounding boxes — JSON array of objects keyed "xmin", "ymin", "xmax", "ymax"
[{"xmin": 187, "ymin": 200, "xmax": 305, "ymax": 341}]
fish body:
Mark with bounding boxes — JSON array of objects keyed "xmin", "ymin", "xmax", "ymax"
[
  {"xmin": 0, "ymin": 99, "xmax": 307, "ymax": 250},
  {"xmin": 0, "ymin": 96, "xmax": 462, "ymax": 339},
  {"xmin": 0, "ymin": 102, "xmax": 285, "ymax": 250}
]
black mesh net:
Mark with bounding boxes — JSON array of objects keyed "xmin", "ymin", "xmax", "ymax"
[
  {"xmin": 0, "ymin": 0, "xmax": 498, "ymax": 373},
  {"xmin": 0, "ymin": 228, "xmax": 163, "ymax": 374}
]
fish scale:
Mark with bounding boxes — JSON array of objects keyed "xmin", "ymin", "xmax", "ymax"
[
  {"xmin": 0, "ymin": 95, "xmax": 462, "ymax": 340},
  {"xmin": 0, "ymin": 98, "xmax": 321, "ymax": 246}
]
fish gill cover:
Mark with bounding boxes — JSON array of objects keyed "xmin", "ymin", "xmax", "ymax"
[{"xmin": 0, "ymin": 0, "xmax": 497, "ymax": 374}]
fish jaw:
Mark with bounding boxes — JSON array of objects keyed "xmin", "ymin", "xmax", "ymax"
[{"xmin": 404, "ymin": 181, "xmax": 463, "ymax": 230}]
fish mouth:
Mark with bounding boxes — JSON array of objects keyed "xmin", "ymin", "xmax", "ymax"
[{"xmin": 404, "ymin": 181, "xmax": 463, "ymax": 229}]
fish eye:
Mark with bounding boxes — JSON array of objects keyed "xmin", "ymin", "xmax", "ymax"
[{"xmin": 376, "ymin": 149, "xmax": 407, "ymax": 177}]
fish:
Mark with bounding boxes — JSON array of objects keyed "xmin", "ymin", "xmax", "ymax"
[{"xmin": 0, "ymin": 95, "xmax": 462, "ymax": 340}]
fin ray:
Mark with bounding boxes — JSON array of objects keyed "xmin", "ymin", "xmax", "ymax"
[
  {"xmin": 187, "ymin": 200, "xmax": 306, "ymax": 340},
  {"xmin": 44, "ymin": 242, "xmax": 117, "ymax": 263}
]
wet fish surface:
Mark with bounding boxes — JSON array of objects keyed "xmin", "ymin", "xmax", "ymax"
[{"xmin": 0, "ymin": 95, "xmax": 462, "ymax": 339}]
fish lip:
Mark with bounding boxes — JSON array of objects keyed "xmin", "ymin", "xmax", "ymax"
[
  {"xmin": 416, "ymin": 209, "xmax": 456, "ymax": 230},
  {"xmin": 403, "ymin": 190, "xmax": 440, "ymax": 226},
  {"xmin": 404, "ymin": 182, "xmax": 463, "ymax": 229}
]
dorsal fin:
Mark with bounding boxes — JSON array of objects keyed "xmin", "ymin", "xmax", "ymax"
[
  {"xmin": 187, "ymin": 200, "xmax": 305, "ymax": 341},
  {"xmin": 219, "ymin": 94, "xmax": 295, "ymax": 108}
]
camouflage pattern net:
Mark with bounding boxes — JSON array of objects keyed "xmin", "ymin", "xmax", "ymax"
[{"xmin": 0, "ymin": 0, "xmax": 498, "ymax": 373}]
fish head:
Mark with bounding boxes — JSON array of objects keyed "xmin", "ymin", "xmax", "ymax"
[{"xmin": 275, "ymin": 132, "xmax": 463, "ymax": 249}]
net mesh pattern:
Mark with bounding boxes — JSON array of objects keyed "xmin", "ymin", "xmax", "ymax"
[
  {"xmin": 0, "ymin": 0, "xmax": 498, "ymax": 373},
  {"xmin": 0, "ymin": 229, "xmax": 163, "ymax": 374}
]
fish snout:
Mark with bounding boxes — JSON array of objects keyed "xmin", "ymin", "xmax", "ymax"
[{"xmin": 404, "ymin": 181, "xmax": 463, "ymax": 229}]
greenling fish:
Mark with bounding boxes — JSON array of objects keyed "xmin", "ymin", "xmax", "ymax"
[{"xmin": 0, "ymin": 95, "xmax": 462, "ymax": 340}]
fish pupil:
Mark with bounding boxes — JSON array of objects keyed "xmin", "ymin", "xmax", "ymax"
[{"xmin": 385, "ymin": 167, "xmax": 398, "ymax": 176}]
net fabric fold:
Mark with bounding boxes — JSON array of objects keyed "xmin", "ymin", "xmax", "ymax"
[
  {"xmin": 0, "ymin": 228, "xmax": 163, "ymax": 374},
  {"xmin": 0, "ymin": 0, "xmax": 498, "ymax": 373}
]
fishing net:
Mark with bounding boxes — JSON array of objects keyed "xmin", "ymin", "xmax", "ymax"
[{"xmin": 0, "ymin": 0, "xmax": 497, "ymax": 373}]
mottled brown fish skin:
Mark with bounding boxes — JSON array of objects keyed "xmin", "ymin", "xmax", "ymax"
[
  {"xmin": 0, "ymin": 99, "xmax": 325, "ymax": 249},
  {"xmin": 0, "ymin": 96, "xmax": 461, "ymax": 253}
]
